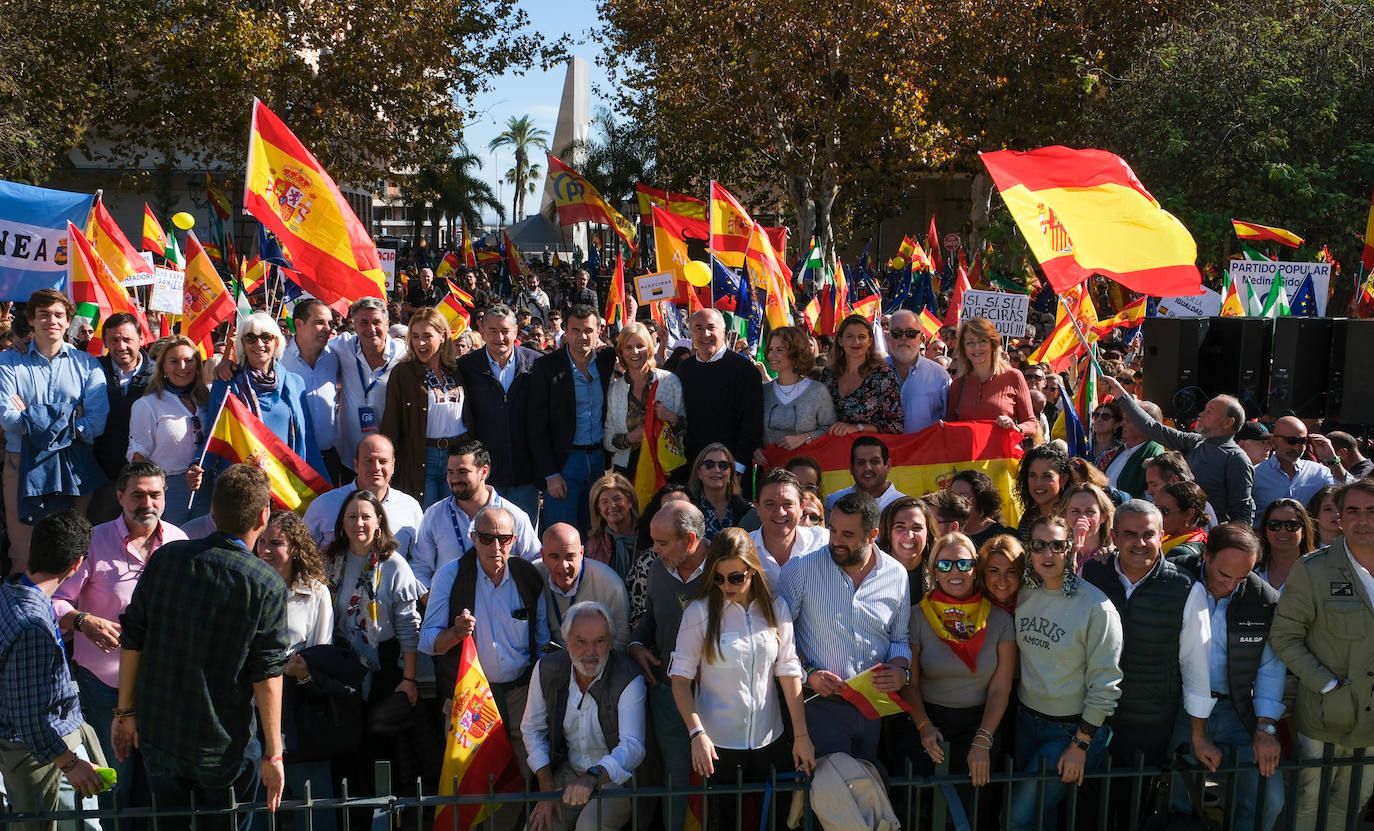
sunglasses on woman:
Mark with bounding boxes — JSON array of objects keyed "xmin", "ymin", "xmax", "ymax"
[
  {"xmin": 802, "ymin": 511, "xmax": 823, "ymax": 523},
  {"xmin": 934, "ymin": 559, "xmax": 975, "ymax": 573},
  {"xmin": 242, "ymin": 332, "xmax": 276, "ymax": 344},
  {"xmin": 712, "ymin": 570, "xmax": 751, "ymax": 585},
  {"xmin": 700, "ymin": 459, "xmax": 732, "ymax": 472},
  {"xmin": 1267, "ymin": 519, "xmax": 1302, "ymax": 532},
  {"xmin": 1028, "ymin": 538, "xmax": 1072, "ymax": 554}
]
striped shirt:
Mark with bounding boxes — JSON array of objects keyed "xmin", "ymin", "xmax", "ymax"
[{"xmin": 779, "ymin": 546, "xmax": 912, "ymax": 679}]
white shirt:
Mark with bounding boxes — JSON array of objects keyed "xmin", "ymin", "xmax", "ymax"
[
  {"xmin": 126, "ymin": 391, "xmax": 206, "ymax": 474},
  {"xmin": 285, "ymin": 579, "xmax": 334, "ymax": 655},
  {"xmin": 825, "ymin": 482, "xmax": 906, "ymax": 513},
  {"xmin": 330, "ymin": 333, "xmax": 404, "ymax": 462},
  {"xmin": 282, "ymin": 338, "xmax": 339, "ymax": 451},
  {"xmin": 669, "ymin": 596, "xmax": 803, "ymax": 750},
  {"xmin": 303, "ymin": 481, "xmax": 425, "ymax": 561},
  {"xmin": 1113, "ymin": 560, "xmax": 1216, "ymax": 719},
  {"xmin": 425, "ymin": 385, "xmax": 467, "ymax": 439},
  {"xmin": 521, "ymin": 662, "xmax": 647, "ymax": 784},
  {"xmin": 1348, "ymin": 550, "xmax": 1374, "ymax": 614},
  {"xmin": 749, "ymin": 525, "xmax": 828, "ymax": 585},
  {"xmin": 411, "ymin": 491, "xmax": 540, "ymax": 588}
]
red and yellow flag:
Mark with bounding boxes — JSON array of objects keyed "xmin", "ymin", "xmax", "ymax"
[
  {"xmin": 927, "ymin": 215, "xmax": 945, "ymax": 274},
  {"xmin": 142, "ymin": 204, "xmax": 166, "ymax": 255},
  {"xmin": 503, "ymin": 230, "xmax": 528, "ymax": 281},
  {"xmin": 433, "ymin": 638, "xmax": 521, "ymax": 831},
  {"xmin": 435, "ymin": 250, "xmax": 461, "ymax": 284},
  {"xmin": 1091, "ymin": 294, "xmax": 1147, "ymax": 337},
  {"xmin": 708, "ymin": 182, "xmax": 753, "ymax": 268},
  {"xmin": 605, "ymin": 249, "xmax": 628, "ymax": 325},
  {"xmin": 980, "ymin": 146, "xmax": 1200, "ymax": 297},
  {"xmin": 182, "ymin": 232, "xmax": 236, "ymax": 353},
  {"xmin": 206, "ymin": 394, "xmax": 331, "ymax": 511},
  {"xmin": 636, "ymin": 183, "xmax": 706, "ymax": 225},
  {"xmin": 763, "ymin": 422, "xmax": 1024, "ymax": 523},
  {"xmin": 460, "ymin": 216, "xmax": 477, "ymax": 268},
  {"xmin": 633, "ymin": 381, "xmax": 688, "ymax": 509},
  {"xmin": 439, "ymin": 280, "xmax": 471, "ymax": 337},
  {"xmin": 1232, "ymin": 219, "xmax": 1303, "ymax": 249},
  {"xmin": 1362, "ymin": 188, "xmax": 1374, "ymax": 274},
  {"xmin": 652, "ymin": 206, "xmax": 710, "ymax": 308},
  {"xmin": 747, "ymin": 223, "xmax": 794, "ymax": 329},
  {"xmin": 244, "ymin": 99, "xmax": 386, "ymax": 313},
  {"xmin": 840, "ymin": 665, "xmax": 915, "ymax": 720},
  {"xmin": 919, "ymin": 594, "xmax": 993, "ymax": 673},
  {"xmin": 918, "ymin": 308, "xmax": 942, "ymax": 342},
  {"xmin": 85, "ymin": 197, "xmax": 154, "ymax": 285},
  {"xmin": 545, "ymin": 153, "xmax": 636, "ymax": 247},
  {"xmin": 944, "ymin": 264, "xmax": 972, "ymax": 327},
  {"xmin": 66, "ymin": 223, "xmax": 153, "ymax": 354},
  {"xmin": 1028, "ymin": 285, "xmax": 1099, "ymax": 373}
]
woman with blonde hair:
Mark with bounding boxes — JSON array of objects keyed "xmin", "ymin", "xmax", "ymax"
[
  {"xmin": 978, "ymin": 534, "xmax": 1025, "ymax": 614},
  {"xmin": 670, "ymin": 528, "xmax": 813, "ymax": 829},
  {"xmin": 687, "ymin": 442, "xmax": 752, "ymax": 541},
  {"xmin": 1061, "ymin": 482, "xmax": 1115, "ymax": 573},
  {"xmin": 604, "ymin": 321, "xmax": 683, "ymax": 475},
  {"xmin": 945, "ymin": 317, "xmax": 1036, "ymax": 439},
  {"xmin": 380, "ymin": 306, "xmax": 466, "ymax": 506},
  {"xmin": 129, "ymin": 335, "xmax": 210, "ymax": 523},
  {"xmin": 584, "ymin": 472, "xmax": 641, "ymax": 579},
  {"xmin": 822, "ymin": 313, "xmax": 904, "ymax": 436}
]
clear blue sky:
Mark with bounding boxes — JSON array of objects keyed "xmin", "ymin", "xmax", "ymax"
[{"xmin": 463, "ymin": 0, "xmax": 612, "ymax": 229}]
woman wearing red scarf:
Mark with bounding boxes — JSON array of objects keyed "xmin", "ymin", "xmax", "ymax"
[
  {"xmin": 902, "ymin": 532, "xmax": 1016, "ymax": 817},
  {"xmin": 1158, "ymin": 480, "xmax": 1209, "ymax": 558}
]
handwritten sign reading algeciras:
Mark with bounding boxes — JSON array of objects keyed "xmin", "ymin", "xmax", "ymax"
[{"xmin": 959, "ymin": 290, "xmax": 1030, "ymax": 338}]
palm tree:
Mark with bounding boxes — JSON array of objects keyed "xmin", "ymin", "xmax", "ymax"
[
  {"xmin": 408, "ymin": 144, "xmax": 504, "ymax": 248},
  {"xmin": 488, "ymin": 115, "xmax": 549, "ymax": 222},
  {"xmin": 503, "ymin": 162, "xmax": 542, "ymax": 218}
]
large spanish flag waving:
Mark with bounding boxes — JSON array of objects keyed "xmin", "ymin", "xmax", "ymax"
[
  {"xmin": 709, "ymin": 181, "xmax": 753, "ymax": 268},
  {"xmin": 980, "ymin": 146, "xmax": 1201, "ymax": 297},
  {"xmin": 206, "ymin": 394, "xmax": 330, "ymax": 512},
  {"xmin": 244, "ymin": 99, "xmax": 386, "ymax": 313},
  {"xmin": 433, "ymin": 638, "xmax": 521, "ymax": 831},
  {"xmin": 762, "ymin": 422, "xmax": 1024, "ymax": 524}
]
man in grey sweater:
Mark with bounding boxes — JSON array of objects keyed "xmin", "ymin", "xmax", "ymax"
[{"xmin": 1105, "ymin": 376, "xmax": 1255, "ymax": 525}]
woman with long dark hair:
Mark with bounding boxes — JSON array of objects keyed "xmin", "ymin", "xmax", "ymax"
[
  {"xmin": 822, "ymin": 313, "xmax": 904, "ymax": 436},
  {"xmin": 1257, "ymin": 497, "xmax": 1317, "ymax": 590},
  {"xmin": 1015, "ymin": 444, "xmax": 1072, "ymax": 543},
  {"xmin": 1158, "ymin": 480, "xmax": 1209, "ymax": 558}
]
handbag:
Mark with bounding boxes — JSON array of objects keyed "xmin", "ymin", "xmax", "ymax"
[
  {"xmin": 1138, "ymin": 760, "xmax": 1219, "ymax": 831},
  {"xmin": 285, "ymin": 644, "xmax": 366, "ymax": 762}
]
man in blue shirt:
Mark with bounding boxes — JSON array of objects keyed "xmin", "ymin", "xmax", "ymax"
[
  {"xmin": 0, "ymin": 290, "xmax": 108, "ymax": 574},
  {"xmin": 0, "ymin": 510, "xmax": 106, "ymax": 829},
  {"xmin": 886, "ymin": 309, "xmax": 949, "ymax": 434},
  {"xmin": 1250, "ymin": 416, "xmax": 1346, "ymax": 526}
]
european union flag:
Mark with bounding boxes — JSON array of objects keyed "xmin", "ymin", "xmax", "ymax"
[
  {"xmin": 1291, "ymin": 275, "xmax": 1317, "ymax": 317},
  {"xmin": 0, "ymin": 181, "xmax": 93, "ymax": 301},
  {"xmin": 711, "ymin": 255, "xmax": 740, "ymax": 306},
  {"xmin": 1057, "ymin": 379, "xmax": 1090, "ymax": 459},
  {"xmin": 257, "ymin": 223, "xmax": 293, "ymax": 268}
]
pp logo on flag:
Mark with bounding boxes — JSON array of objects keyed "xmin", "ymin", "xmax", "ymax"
[{"xmin": 552, "ymin": 172, "xmax": 586, "ymax": 201}]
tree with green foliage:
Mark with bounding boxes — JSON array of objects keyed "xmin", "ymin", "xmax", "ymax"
[{"xmin": 488, "ymin": 115, "xmax": 551, "ymax": 223}]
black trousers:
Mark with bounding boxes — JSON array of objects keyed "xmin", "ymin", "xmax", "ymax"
[{"xmin": 706, "ymin": 737, "xmax": 794, "ymax": 831}]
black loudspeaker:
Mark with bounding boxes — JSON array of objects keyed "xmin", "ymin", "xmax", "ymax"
[
  {"xmin": 1142, "ymin": 317, "xmax": 1209, "ymax": 421},
  {"xmin": 1269, "ymin": 317, "xmax": 1334, "ymax": 418},
  {"xmin": 1332, "ymin": 319, "xmax": 1374, "ymax": 424},
  {"xmin": 1199, "ymin": 317, "xmax": 1273, "ymax": 419}
]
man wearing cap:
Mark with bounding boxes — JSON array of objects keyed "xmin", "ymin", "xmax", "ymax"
[{"xmin": 1235, "ymin": 421, "xmax": 1272, "ymax": 468}]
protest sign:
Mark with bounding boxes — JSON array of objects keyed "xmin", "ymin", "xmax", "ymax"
[{"xmin": 960, "ymin": 289, "xmax": 1029, "ymax": 338}]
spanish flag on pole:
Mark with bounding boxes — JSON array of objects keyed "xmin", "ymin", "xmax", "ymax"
[
  {"xmin": 182, "ymin": 232, "xmax": 236, "ymax": 354},
  {"xmin": 244, "ymin": 99, "xmax": 386, "ymax": 314},
  {"xmin": 545, "ymin": 153, "xmax": 636, "ymax": 248},
  {"xmin": 433, "ymin": 638, "xmax": 521, "ymax": 831},
  {"xmin": 66, "ymin": 223, "xmax": 152, "ymax": 355},
  {"xmin": 206, "ymin": 394, "xmax": 331, "ymax": 511},
  {"xmin": 1231, "ymin": 219, "xmax": 1303, "ymax": 249},
  {"xmin": 980, "ymin": 146, "xmax": 1201, "ymax": 297},
  {"xmin": 142, "ymin": 204, "xmax": 167, "ymax": 255},
  {"xmin": 709, "ymin": 182, "xmax": 753, "ymax": 268},
  {"xmin": 636, "ymin": 183, "xmax": 707, "ymax": 224}
]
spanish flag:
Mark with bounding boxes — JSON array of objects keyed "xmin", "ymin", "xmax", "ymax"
[
  {"xmin": 1028, "ymin": 284, "xmax": 1099, "ymax": 373},
  {"xmin": 433, "ymin": 638, "xmax": 521, "ymax": 831},
  {"xmin": 1232, "ymin": 219, "xmax": 1303, "ymax": 249},
  {"xmin": 1090, "ymin": 294, "xmax": 1147, "ymax": 338},
  {"xmin": 634, "ymin": 380, "xmax": 688, "ymax": 509},
  {"xmin": 460, "ymin": 216, "xmax": 477, "ymax": 268},
  {"xmin": 142, "ymin": 204, "xmax": 166, "ymax": 255},
  {"xmin": 652, "ymin": 206, "xmax": 710, "ymax": 307},
  {"xmin": 66, "ymin": 223, "xmax": 152, "ymax": 355},
  {"xmin": 636, "ymin": 183, "xmax": 706, "ymax": 224},
  {"xmin": 709, "ymin": 181, "xmax": 753, "ymax": 268},
  {"xmin": 980, "ymin": 146, "xmax": 1201, "ymax": 297},
  {"xmin": 435, "ymin": 250, "xmax": 461, "ymax": 284},
  {"xmin": 918, "ymin": 308, "xmax": 942, "ymax": 341},
  {"xmin": 890, "ymin": 235, "xmax": 917, "ymax": 270},
  {"xmin": 182, "ymin": 232, "xmax": 236, "ymax": 353},
  {"xmin": 840, "ymin": 665, "xmax": 915, "ymax": 720},
  {"xmin": 206, "ymin": 394, "xmax": 331, "ymax": 511},
  {"xmin": 439, "ymin": 282, "xmax": 470, "ymax": 337},
  {"xmin": 546, "ymin": 153, "xmax": 636, "ymax": 247},
  {"xmin": 605, "ymin": 249, "xmax": 628, "ymax": 325},
  {"xmin": 244, "ymin": 99, "xmax": 386, "ymax": 314},
  {"xmin": 762, "ymin": 422, "xmax": 1024, "ymax": 524}
]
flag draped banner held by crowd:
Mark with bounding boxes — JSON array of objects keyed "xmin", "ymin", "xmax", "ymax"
[{"xmin": 762, "ymin": 422, "xmax": 1025, "ymax": 524}]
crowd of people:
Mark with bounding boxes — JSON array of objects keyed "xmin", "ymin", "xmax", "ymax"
[{"xmin": 1, "ymin": 250, "xmax": 1373, "ymax": 831}]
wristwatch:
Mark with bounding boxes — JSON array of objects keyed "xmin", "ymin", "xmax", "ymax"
[
  {"xmin": 1256, "ymin": 723, "xmax": 1278, "ymax": 736},
  {"xmin": 1071, "ymin": 735, "xmax": 1092, "ymax": 752},
  {"xmin": 585, "ymin": 765, "xmax": 605, "ymax": 788}
]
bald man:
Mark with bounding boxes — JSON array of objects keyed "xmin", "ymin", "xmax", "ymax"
[
  {"xmin": 534, "ymin": 523, "xmax": 630, "ymax": 649},
  {"xmin": 1249, "ymin": 415, "xmax": 1348, "ymax": 527},
  {"xmin": 302, "ymin": 434, "xmax": 424, "ymax": 557},
  {"xmin": 674, "ymin": 309, "xmax": 763, "ymax": 467}
]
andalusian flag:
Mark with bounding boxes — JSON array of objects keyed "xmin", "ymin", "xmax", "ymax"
[
  {"xmin": 636, "ymin": 183, "xmax": 707, "ymax": 224},
  {"xmin": 1260, "ymin": 275, "xmax": 1290, "ymax": 318},
  {"xmin": 545, "ymin": 153, "xmax": 636, "ymax": 248},
  {"xmin": 433, "ymin": 638, "xmax": 521, "ymax": 831},
  {"xmin": 708, "ymin": 181, "xmax": 753, "ymax": 268},
  {"xmin": 763, "ymin": 423, "xmax": 1024, "ymax": 523},
  {"xmin": 65, "ymin": 223, "xmax": 153, "ymax": 354},
  {"xmin": 980, "ymin": 146, "xmax": 1201, "ymax": 297},
  {"xmin": 1232, "ymin": 219, "xmax": 1303, "ymax": 249},
  {"xmin": 244, "ymin": 99, "xmax": 386, "ymax": 313},
  {"xmin": 840, "ymin": 665, "xmax": 915, "ymax": 719},
  {"xmin": 164, "ymin": 234, "xmax": 184, "ymax": 270},
  {"xmin": 142, "ymin": 204, "xmax": 167, "ymax": 255},
  {"xmin": 206, "ymin": 394, "xmax": 331, "ymax": 511},
  {"xmin": 182, "ymin": 232, "xmax": 236, "ymax": 352}
]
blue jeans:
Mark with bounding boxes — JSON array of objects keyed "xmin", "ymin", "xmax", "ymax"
[
  {"xmin": 1009, "ymin": 708, "xmax": 1111, "ymax": 831},
  {"xmin": 648, "ymin": 681, "xmax": 690, "ymax": 831},
  {"xmin": 422, "ymin": 446, "xmax": 449, "ymax": 509},
  {"xmin": 75, "ymin": 666, "xmax": 143, "ymax": 819},
  {"xmin": 496, "ymin": 483, "xmax": 541, "ymax": 530},
  {"xmin": 806, "ymin": 697, "xmax": 882, "ymax": 763},
  {"xmin": 542, "ymin": 448, "xmax": 603, "ymax": 532},
  {"xmin": 1169, "ymin": 705, "xmax": 1283, "ymax": 831}
]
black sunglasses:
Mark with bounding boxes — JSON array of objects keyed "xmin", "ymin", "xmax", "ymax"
[
  {"xmin": 1274, "ymin": 434, "xmax": 1309, "ymax": 446},
  {"xmin": 1028, "ymin": 538, "xmax": 1072, "ymax": 554},
  {"xmin": 802, "ymin": 512, "xmax": 823, "ymax": 523},
  {"xmin": 712, "ymin": 570, "xmax": 751, "ymax": 585},
  {"xmin": 1267, "ymin": 519, "xmax": 1302, "ymax": 532},
  {"xmin": 889, "ymin": 328, "xmax": 921, "ymax": 340},
  {"xmin": 700, "ymin": 459, "xmax": 732, "ymax": 472},
  {"xmin": 473, "ymin": 530, "xmax": 516, "ymax": 546},
  {"xmin": 934, "ymin": 559, "xmax": 975, "ymax": 573},
  {"xmin": 242, "ymin": 332, "xmax": 276, "ymax": 344}
]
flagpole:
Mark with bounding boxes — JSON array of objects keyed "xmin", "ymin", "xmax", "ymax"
[
  {"xmin": 187, "ymin": 388, "xmax": 233, "ymax": 511},
  {"xmin": 1058, "ymin": 291, "xmax": 1109, "ymax": 380}
]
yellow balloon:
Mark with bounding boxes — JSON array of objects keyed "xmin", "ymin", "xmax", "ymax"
[
  {"xmin": 172, "ymin": 212, "xmax": 195, "ymax": 230},
  {"xmin": 890, "ymin": 256, "xmax": 906, "ymax": 270},
  {"xmin": 684, "ymin": 259, "xmax": 711, "ymax": 287}
]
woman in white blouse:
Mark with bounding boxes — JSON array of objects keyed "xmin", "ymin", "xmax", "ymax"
[
  {"xmin": 670, "ymin": 527, "xmax": 814, "ymax": 828},
  {"xmin": 256, "ymin": 510, "xmax": 333, "ymax": 654},
  {"xmin": 603, "ymin": 322, "xmax": 683, "ymax": 475},
  {"xmin": 128, "ymin": 336, "xmax": 209, "ymax": 525}
]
